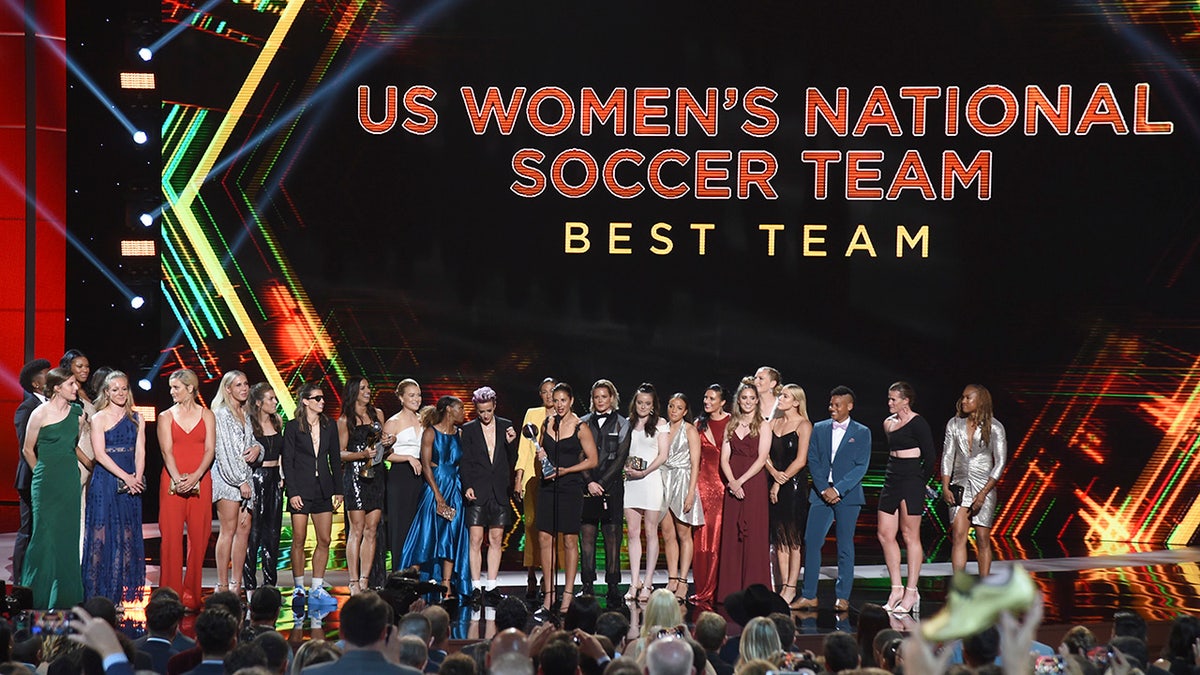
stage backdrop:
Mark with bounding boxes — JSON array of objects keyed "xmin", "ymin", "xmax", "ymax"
[{"xmin": 156, "ymin": 0, "xmax": 1200, "ymax": 548}]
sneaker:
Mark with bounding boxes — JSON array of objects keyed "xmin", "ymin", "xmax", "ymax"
[
  {"xmin": 291, "ymin": 586, "xmax": 307, "ymax": 611},
  {"xmin": 484, "ymin": 588, "xmax": 504, "ymax": 607},
  {"xmin": 468, "ymin": 588, "xmax": 483, "ymax": 607},
  {"xmin": 310, "ymin": 605, "xmax": 333, "ymax": 629},
  {"xmin": 920, "ymin": 564, "xmax": 1037, "ymax": 642},
  {"xmin": 308, "ymin": 586, "xmax": 337, "ymax": 606}
]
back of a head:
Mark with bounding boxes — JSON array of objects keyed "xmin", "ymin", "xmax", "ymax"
[
  {"xmin": 871, "ymin": 630, "xmax": 901, "ymax": 668},
  {"xmin": 398, "ymin": 611, "xmax": 433, "ymax": 643},
  {"xmin": 341, "ymin": 592, "xmax": 394, "ymax": 648},
  {"xmin": 854, "ymin": 604, "xmax": 889, "ymax": 666},
  {"xmin": 250, "ymin": 587, "xmax": 283, "ymax": 623},
  {"xmin": 767, "ymin": 612, "xmax": 796, "ymax": 653},
  {"xmin": 1112, "ymin": 610, "xmax": 1147, "ymax": 642},
  {"xmin": 146, "ymin": 596, "xmax": 186, "ymax": 635},
  {"xmin": 1166, "ymin": 614, "xmax": 1200, "ymax": 660},
  {"xmin": 423, "ymin": 605, "xmax": 451, "ymax": 644},
  {"xmin": 253, "ymin": 631, "xmax": 289, "ymax": 672},
  {"xmin": 196, "ymin": 608, "xmax": 240, "ymax": 657},
  {"xmin": 692, "ymin": 612, "xmax": 725, "ymax": 652},
  {"xmin": 397, "ymin": 635, "xmax": 429, "ymax": 670},
  {"xmin": 538, "ymin": 637, "xmax": 579, "ymax": 675},
  {"xmin": 564, "ymin": 596, "xmax": 601, "ymax": 633},
  {"xmin": 497, "ymin": 597, "xmax": 532, "ymax": 633},
  {"xmin": 440, "ymin": 652, "xmax": 478, "ymax": 675},
  {"xmin": 489, "ymin": 628, "xmax": 529, "ymax": 662},
  {"xmin": 822, "ymin": 631, "xmax": 860, "ymax": 673},
  {"xmin": 962, "ymin": 626, "xmax": 1000, "ymax": 666},
  {"xmin": 684, "ymin": 638, "xmax": 707, "ymax": 675},
  {"xmin": 1062, "ymin": 625, "xmax": 1096, "ymax": 656},
  {"xmin": 732, "ymin": 658, "xmax": 773, "ymax": 675},
  {"xmin": 492, "ymin": 652, "xmax": 535, "ymax": 675},
  {"xmin": 0, "ymin": 662, "xmax": 35, "ymax": 675},
  {"xmin": 1108, "ymin": 636, "xmax": 1147, "ymax": 670},
  {"xmin": 82, "ymin": 597, "xmax": 118, "ymax": 628},
  {"xmin": 645, "ymin": 638, "xmax": 694, "ymax": 675},
  {"xmin": 223, "ymin": 642, "xmax": 268, "ymax": 674},
  {"xmin": 291, "ymin": 640, "xmax": 341, "ymax": 675},
  {"xmin": 642, "ymin": 591, "xmax": 683, "ymax": 638},
  {"xmin": 739, "ymin": 617, "xmax": 781, "ymax": 663},
  {"xmin": 595, "ymin": 612, "xmax": 631, "ymax": 653}
]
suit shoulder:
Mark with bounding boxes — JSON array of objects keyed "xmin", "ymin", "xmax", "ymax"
[{"xmin": 461, "ymin": 419, "xmax": 481, "ymax": 430}]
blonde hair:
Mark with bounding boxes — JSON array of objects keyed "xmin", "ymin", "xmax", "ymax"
[
  {"xmin": 94, "ymin": 370, "xmax": 137, "ymax": 421},
  {"xmin": 756, "ymin": 366, "xmax": 782, "ymax": 396},
  {"xmin": 737, "ymin": 617, "xmax": 782, "ymax": 665},
  {"xmin": 780, "ymin": 383, "xmax": 809, "ymax": 422},
  {"xmin": 396, "ymin": 378, "xmax": 420, "ymax": 398},
  {"xmin": 727, "ymin": 377, "xmax": 766, "ymax": 440},
  {"xmin": 210, "ymin": 370, "xmax": 247, "ymax": 412},
  {"xmin": 640, "ymin": 589, "xmax": 683, "ymax": 638},
  {"xmin": 168, "ymin": 369, "xmax": 200, "ymax": 401}
]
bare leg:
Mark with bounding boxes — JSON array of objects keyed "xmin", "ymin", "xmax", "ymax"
[
  {"xmin": 230, "ymin": 505, "xmax": 252, "ymax": 592},
  {"xmin": 469, "ymin": 525, "xmax": 485, "ymax": 583},
  {"xmin": 659, "ymin": 510, "xmax": 680, "ymax": 591},
  {"xmin": 676, "ymin": 521, "xmax": 694, "ymax": 594},
  {"xmin": 538, "ymin": 530, "xmax": 555, "ymax": 609},
  {"xmin": 290, "ymin": 513, "xmax": 309, "ymax": 580},
  {"xmin": 975, "ymin": 525, "xmax": 994, "ymax": 577},
  {"xmin": 360, "ymin": 509, "xmax": 381, "ymax": 584},
  {"xmin": 785, "ymin": 544, "xmax": 802, "ymax": 601},
  {"xmin": 625, "ymin": 509, "xmax": 643, "ymax": 592},
  {"xmin": 877, "ymin": 509, "xmax": 904, "ymax": 607},
  {"xmin": 899, "ymin": 500, "xmax": 923, "ymax": 608},
  {"xmin": 486, "ymin": 527, "xmax": 503, "ymax": 580},
  {"xmin": 442, "ymin": 559, "xmax": 454, "ymax": 597},
  {"xmin": 345, "ymin": 509, "xmax": 365, "ymax": 583},
  {"xmin": 562, "ymin": 533, "xmax": 580, "ymax": 607},
  {"xmin": 215, "ymin": 500, "xmax": 241, "ymax": 588},
  {"xmin": 950, "ymin": 509, "xmax": 972, "ymax": 573},
  {"xmin": 643, "ymin": 509, "xmax": 663, "ymax": 589},
  {"xmin": 310, "ymin": 512, "xmax": 333, "ymax": 579}
]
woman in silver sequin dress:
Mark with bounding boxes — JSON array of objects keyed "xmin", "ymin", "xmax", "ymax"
[
  {"xmin": 211, "ymin": 370, "xmax": 261, "ymax": 596},
  {"xmin": 658, "ymin": 393, "xmax": 704, "ymax": 603},
  {"xmin": 940, "ymin": 384, "xmax": 1007, "ymax": 576}
]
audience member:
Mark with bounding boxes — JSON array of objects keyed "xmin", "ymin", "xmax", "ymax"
[
  {"xmin": 645, "ymin": 638, "xmax": 693, "ymax": 675},
  {"xmin": 961, "ymin": 627, "xmax": 1000, "ymax": 669},
  {"xmin": 492, "ymin": 652, "xmax": 535, "ymax": 675},
  {"xmin": 301, "ymin": 592, "xmax": 418, "ymax": 675},
  {"xmin": 869, "ymin": 630, "xmax": 900, "ymax": 671},
  {"xmin": 564, "ymin": 597, "xmax": 601, "ymax": 634},
  {"xmin": 821, "ymin": 632, "xmax": 859, "ymax": 674},
  {"xmin": 185, "ymin": 608, "xmax": 240, "ymax": 675},
  {"xmin": 852, "ymin": 605, "xmax": 888, "ymax": 668},
  {"xmin": 289, "ymin": 641, "xmax": 340, "ymax": 675},
  {"xmin": 245, "ymin": 588, "xmax": 283, "ymax": 641},
  {"xmin": 252, "ymin": 632, "xmax": 289, "ymax": 675},
  {"xmin": 1153, "ymin": 614, "xmax": 1199, "ymax": 674},
  {"xmin": 423, "ymin": 607, "xmax": 451, "ymax": 670},
  {"xmin": 138, "ymin": 594, "xmax": 188, "ymax": 672},
  {"xmin": 224, "ymin": 643, "xmax": 268, "ymax": 674},
  {"xmin": 397, "ymin": 612, "xmax": 436, "ymax": 673},
  {"xmin": 594, "ymin": 613, "xmax": 630, "ymax": 659},
  {"xmin": 693, "ymin": 612, "xmax": 731, "ymax": 675},
  {"xmin": 766, "ymin": 613, "xmax": 797, "ymax": 654},
  {"xmin": 734, "ymin": 618, "xmax": 780, "ymax": 668},
  {"xmin": 1112, "ymin": 610, "xmax": 1149, "ymax": 642},
  {"xmin": 397, "ymin": 636, "xmax": 429, "ymax": 672},
  {"xmin": 537, "ymin": 637, "xmax": 580, "ymax": 675},
  {"xmin": 439, "ymin": 652, "xmax": 478, "ymax": 675},
  {"xmin": 731, "ymin": 659, "xmax": 772, "ymax": 675},
  {"xmin": 497, "ymin": 598, "xmax": 532, "ymax": 634}
]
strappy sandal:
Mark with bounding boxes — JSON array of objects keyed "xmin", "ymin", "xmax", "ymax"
[
  {"xmin": 672, "ymin": 577, "xmax": 688, "ymax": 603},
  {"xmin": 348, "ymin": 580, "xmax": 361, "ymax": 596},
  {"xmin": 359, "ymin": 576, "xmax": 371, "ymax": 591},
  {"xmin": 625, "ymin": 582, "xmax": 642, "ymax": 603},
  {"xmin": 638, "ymin": 583, "xmax": 652, "ymax": 603}
]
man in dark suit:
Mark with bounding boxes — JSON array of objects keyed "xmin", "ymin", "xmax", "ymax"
[
  {"xmin": 136, "ymin": 595, "xmax": 186, "ymax": 674},
  {"xmin": 11, "ymin": 358, "xmax": 50, "ymax": 581},
  {"xmin": 302, "ymin": 592, "xmax": 422, "ymax": 674},
  {"xmin": 796, "ymin": 386, "xmax": 872, "ymax": 611},
  {"xmin": 460, "ymin": 386, "xmax": 518, "ymax": 606},
  {"xmin": 182, "ymin": 608, "xmax": 240, "ymax": 675},
  {"xmin": 578, "ymin": 379, "xmax": 630, "ymax": 605}
]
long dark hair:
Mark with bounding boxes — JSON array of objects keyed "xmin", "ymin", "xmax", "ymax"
[
  {"xmin": 628, "ymin": 382, "xmax": 661, "ymax": 437},
  {"xmin": 341, "ymin": 376, "xmax": 380, "ymax": 427},
  {"xmin": 695, "ymin": 384, "xmax": 727, "ymax": 432},
  {"xmin": 957, "ymin": 383, "xmax": 995, "ymax": 447},
  {"xmin": 294, "ymin": 382, "xmax": 327, "ymax": 433},
  {"xmin": 249, "ymin": 383, "xmax": 281, "ymax": 435}
]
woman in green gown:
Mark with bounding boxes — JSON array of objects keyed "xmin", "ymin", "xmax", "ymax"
[{"xmin": 20, "ymin": 366, "xmax": 87, "ymax": 609}]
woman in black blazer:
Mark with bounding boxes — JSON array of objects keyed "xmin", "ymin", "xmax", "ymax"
[
  {"xmin": 459, "ymin": 386, "xmax": 518, "ymax": 605},
  {"xmin": 282, "ymin": 382, "xmax": 343, "ymax": 606}
]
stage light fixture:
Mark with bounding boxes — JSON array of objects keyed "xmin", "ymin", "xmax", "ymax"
[
  {"xmin": 133, "ymin": 130, "xmax": 148, "ymax": 144},
  {"xmin": 139, "ymin": 212, "xmax": 154, "ymax": 227},
  {"xmin": 120, "ymin": 72, "xmax": 156, "ymax": 90},
  {"xmin": 121, "ymin": 240, "xmax": 156, "ymax": 257},
  {"xmin": 130, "ymin": 296, "xmax": 146, "ymax": 309},
  {"xmin": 133, "ymin": 405, "xmax": 156, "ymax": 421},
  {"xmin": 138, "ymin": 47, "xmax": 153, "ymax": 62},
  {"xmin": 138, "ymin": 379, "xmax": 152, "ymax": 392}
]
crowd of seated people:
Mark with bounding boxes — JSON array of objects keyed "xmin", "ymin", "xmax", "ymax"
[{"xmin": 0, "ymin": 579, "xmax": 1195, "ymax": 675}]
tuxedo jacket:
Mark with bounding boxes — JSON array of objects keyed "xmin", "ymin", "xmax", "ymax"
[
  {"xmin": 13, "ymin": 393, "xmax": 39, "ymax": 491},
  {"xmin": 459, "ymin": 417, "xmax": 517, "ymax": 505},
  {"xmin": 806, "ymin": 417, "xmax": 872, "ymax": 506},
  {"xmin": 579, "ymin": 411, "xmax": 630, "ymax": 493},
  {"xmin": 282, "ymin": 417, "xmax": 343, "ymax": 500}
]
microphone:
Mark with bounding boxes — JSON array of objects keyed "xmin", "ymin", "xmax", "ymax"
[
  {"xmin": 522, "ymin": 423, "xmax": 539, "ymax": 440},
  {"xmin": 552, "ymin": 413, "xmax": 562, "ymax": 432}
]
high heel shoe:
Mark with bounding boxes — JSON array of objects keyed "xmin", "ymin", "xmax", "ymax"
[
  {"xmin": 637, "ymin": 583, "xmax": 652, "ymax": 604},
  {"xmin": 881, "ymin": 585, "xmax": 904, "ymax": 611},
  {"xmin": 892, "ymin": 586, "xmax": 920, "ymax": 614},
  {"xmin": 625, "ymin": 582, "xmax": 642, "ymax": 603},
  {"xmin": 672, "ymin": 577, "xmax": 688, "ymax": 604},
  {"xmin": 348, "ymin": 580, "xmax": 361, "ymax": 596}
]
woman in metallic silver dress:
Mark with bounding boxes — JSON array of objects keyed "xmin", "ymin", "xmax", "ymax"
[{"xmin": 940, "ymin": 384, "xmax": 1008, "ymax": 576}]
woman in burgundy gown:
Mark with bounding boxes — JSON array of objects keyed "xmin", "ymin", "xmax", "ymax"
[
  {"xmin": 716, "ymin": 378, "xmax": 773, "ymax": 603},
  {"xmin": 690, "ymin": 384, "xmax": 729, "ymax": 606}
]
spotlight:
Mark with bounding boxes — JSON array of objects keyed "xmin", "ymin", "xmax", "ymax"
[
  {"xmin": 119, "ymin": 72, "xmax": 156, "ymax": 90},
  {"xmin": 130, "ymin": 295, "xmax": 145, "ymax": 309},
  {"xmin": 138, "ymin": 47, "xmax": 152, "ymax": 62},
  {"xmin": 138, "ymin": 379, "xmax": 152, "ymax": 392},
  {"xmin": 132, "ymin": 130, "xmax": 148, "ymax": 144},
  {"xmin": 139, "ymin": 213, "xmax": 154, "ymax": 227},
  {"xmin": 121, "ymin": 240, "xmax": 156, "ymax": 257}
]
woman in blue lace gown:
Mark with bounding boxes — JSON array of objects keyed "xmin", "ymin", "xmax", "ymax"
[
  {"xmin": 82, "ymin": 371, "xmax": 147, "ymax": 604},
  {"xmin": 400, "ymin": 396, "xmax": 470, "ymax": 600}
]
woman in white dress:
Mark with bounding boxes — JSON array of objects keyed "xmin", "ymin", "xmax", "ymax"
[
  {"xmin": 622, "ymin": 383, "xmax": 669, "ymax": 604},
  {"xmin": 383, "ymin": 378, "xmax": 424, "ymax": 572}
]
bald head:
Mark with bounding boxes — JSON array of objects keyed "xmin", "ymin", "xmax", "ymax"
[
  {"xmin": 491, "ymin": 652, "xmax": 535, "ymax": 675},
  {"xmin": 490, "ymin": 628, "xmax": 529, "ymax": 663},
  {"xmin": 645, "ymin": 638, "xmax": 694, "ymax": 675}
]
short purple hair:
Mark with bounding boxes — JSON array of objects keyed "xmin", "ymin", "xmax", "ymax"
[{"xmin": 472, "ymin": 386, "xmax": 497, "ymax": 405}]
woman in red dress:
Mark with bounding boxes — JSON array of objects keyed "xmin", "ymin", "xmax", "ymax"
[
  {"xmin": 716, "ymin": 378, "xmax": 772, "ymax": 603},
  {"xmin": 690, "ymin": 384, "xmax": 729, "ymax": 606},
  {"xmin": 156, "ymin": 369, "xmax": 215, "ymax": 610}
]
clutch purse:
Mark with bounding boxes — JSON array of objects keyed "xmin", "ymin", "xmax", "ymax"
[
  {"xmin": 438, "ymin": 505, "xmax": 456, "ymax": 521},
  {"xmin": 949, "ymin": 484, "xmax": 965, "ymax": 506},
  {"xmin": 625, "ymin": 456, "xmax": 647, "ymax": 472}
]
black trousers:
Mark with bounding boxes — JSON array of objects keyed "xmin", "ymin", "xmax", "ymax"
[
  {"xmin": 580, "ymin": 491, "xmax": 624, "ymax": 590},
  {"xmin": 11, "ymin": 488, "xmax": 31, "ymax": 583},
  {"xmin": 243, "ymin": 466, "xmax": 282, "ymax": 589},
  {"xmin": 386, "ymin": 463, "xmax": 424, "ymax": 572}
]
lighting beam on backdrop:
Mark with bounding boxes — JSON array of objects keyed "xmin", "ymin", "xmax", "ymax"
[{"xmin": 144, "ymin": 0, "xmax": 225, "ymax": 60}]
